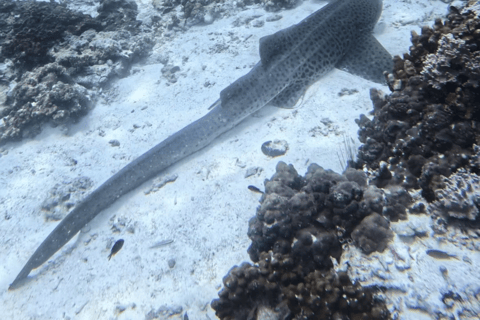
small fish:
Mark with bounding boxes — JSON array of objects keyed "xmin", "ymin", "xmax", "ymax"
[
  {"xmin": 149, "ymin": 239, "xmax": 174, "ymax": 249},
  {"xmin": 248, "ymin": 185, "xmax": 264, "ymax": 194},
  {"xmin": 108, "ymin": 239, "xmax": 124, "ymax": 260},
  {"xmin": 426, "ymin": 249, "xmax": 458, "ymax": 260}
]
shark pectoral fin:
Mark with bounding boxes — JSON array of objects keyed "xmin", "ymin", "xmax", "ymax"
[
  {"xmin": 269, "ymin": 80, "xmax": 309, "ymax": 109},
  {"xmin": 336, "ymin": 33, "xmax": 393, "ymax": 84}
]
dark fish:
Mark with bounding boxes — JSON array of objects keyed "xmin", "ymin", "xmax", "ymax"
[
  {"xmin": 108, "ymin": 239, "xmax": 124, "ymax": 260},
  {"xmin": 248, "ymin": 185, "xmax": 264, "ymax": 194},
  {"xmin": 426, "ymin": 249, "xmax": 457, "ymax": 260}
]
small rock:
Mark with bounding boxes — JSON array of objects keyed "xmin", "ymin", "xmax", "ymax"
[
  {"xmin": 266, "ymin": 14, "xmax": 282, "ymax": 22},
  {"xmin": 109, "ymin": 139, "xmax": 120, "ymax": 147},
  {"xmin": 261, "ymin": 140, "xmax": 288, "ymax": 157},
  {"xmin": 245, "ymin": 166, "xmax": 262, "ymax": 178},
  {"xmin": 236, "ymin": 159, "xmax": 246, "ymax": 168},
  {"xmin": 252, "ymin": 20, "xmax": 264, "ymax": 28}
]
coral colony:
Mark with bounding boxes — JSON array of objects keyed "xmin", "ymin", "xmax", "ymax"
[{"xmin": 212, "ymin": 2, "xmax": 480, "ymax": 319}]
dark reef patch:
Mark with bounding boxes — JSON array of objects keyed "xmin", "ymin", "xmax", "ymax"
[
  {"xmin": 351, "ymin": 212, "xmax": 393, "ymax": 254},
  {"xmin": 212, "ymin": 162, "xmax": 391, "ymax": 319},
  {"xmin": 353, "ymin": 2, "xmax": 480, "ymax": 236},
  {"xmin": 352, "ymin": 2, "xmax": 480, "ymax": 238},
  {"xmin": 0, "ymin": 0, "xmax": 153, "ymax": 144},
  {"xmin": 151, "ymin": 0, "xmax": 302, "ymax": 27},
  {"xmin": 354, "ymin": 4, "xmax": 480, "ymax": 206},
  {"xmin": 0, "ymin": 0, "xmax": 101, "ymax": 72},
  {"xmin": 212, "ymin": 2, "xmax": 480, "ymax": 319},
  {"xmin": 96, "ymin": 0, "xmax": 141, "ymax": 34}
]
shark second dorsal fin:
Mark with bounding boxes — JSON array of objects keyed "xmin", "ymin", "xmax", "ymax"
[{"xmin": 335, "ymin": 33, "xmax": 393, "ymax": 84}]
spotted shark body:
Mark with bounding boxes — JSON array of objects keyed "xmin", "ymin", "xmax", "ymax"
[{"xmin": 10, "ymin": 0, "xmax": 392, "ymax": 289}]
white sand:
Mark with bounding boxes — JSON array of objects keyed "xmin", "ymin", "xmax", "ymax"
[{"xmin": 2, "ymin": 1, "xmax": 474, "ymax": 319}]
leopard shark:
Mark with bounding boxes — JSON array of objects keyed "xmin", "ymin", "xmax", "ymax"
[{"xmin": 9, "ymin": 0, "xmax": 392, "ymax": 289}]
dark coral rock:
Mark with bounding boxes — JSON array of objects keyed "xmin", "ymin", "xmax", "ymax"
[
  {"xmin": 329, "ymin": 181, "xmax": 363, "ymax": 209},
  {"xmin": 153, "ymin": 0, "xmax": 182, "ymax": 15},
  {"xmin": 383, "ymin": 186, "xmax": 412, "ymax": 221},
  {"xmin": 152, "ymin": 0, "xmax": 300, "ymax": 27},
  {"xmin": 1, "ymin": 1, "xmax": 102, "ymax": 71},
  {"xmin": 352, "ymin": 213, "xmax": 393, "ymax": 254},
  {"xmin": 303, "ymin": 163, "xmax": 346, "ymax": 193},
  {"xmin": 344, "ymin": 167, "xmax": 368, "ymax": 187},
  {"xmin": 354, "ymin": 5, "xmax": 480, "ymax": 207},
  {"xmin": 0, "ymin": 0, "xmax": 142, "ymax": 71},
  {"xmin": 407, "ymin": 154, "xmax": 426, "ymax": 177},
  {"xmin": 369, "ymin": 161, "xmax": 393, "ymax": 189},
  {"xmin": 182, "ymin": 0, "xmax": 215, "ymax": 25},
  {"xmin": 96, "ymin": 0, "xmax": 141, "ymax": 34},
  {"xmin": 362, "ymin": 185, "xmax": 385, "ymax": 215},
  {"xmin": 211, "ymin": 261, "xmax": 283, "ymax": 320},
  {"xmin": 266, "ymin": 162, "xmax": 305, "ymax": 193},
  {"xmin": 1, "ymin": 63, "xmax": 92, "ymax": 140},
  {"xmin": 212, "ymin": 264, "xmax": 389, "ymax": 320},
  {"xmin": 356, "ymin": 135, "xmax": 385, "ymax": 168},
  {"xmin": 0, "ymin": 0, "xmax": 153, "ymax": 144},
  {"xmin": 214, "ymin": 162, "xmax": 391, "ymax": 319},
  {"xmin": 214, "ymin": 3, "xmax": 480, "ymax": 318},
  {"xmin": 429, "ymin": 169, "xmax": 480, "ymax": 222},
  {"xmin": 469, "ymin": 144, "xmax": 480, "ymax": 171},
  {"xmin": 260, "ymin": 0, "xmax": 302, "ymax": 12}
]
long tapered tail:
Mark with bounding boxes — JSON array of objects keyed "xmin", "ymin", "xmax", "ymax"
[{"xmin": 9, "ymin": 105, "xmax": 238, "ymax": 289}]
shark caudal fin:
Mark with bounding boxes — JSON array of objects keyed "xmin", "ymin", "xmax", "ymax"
[{"xmin": 336, "ymin": 33, "xmax": 393, "ymax": 84}]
